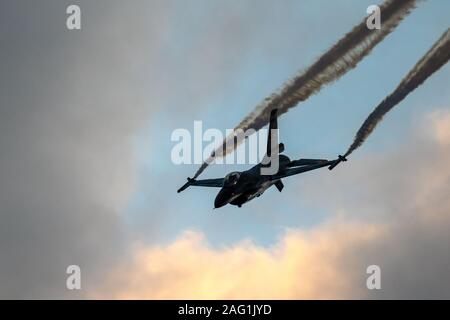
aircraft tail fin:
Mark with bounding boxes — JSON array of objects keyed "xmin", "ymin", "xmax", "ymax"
[
  {"xmin": 266, "ymin": 109, "xmax": 281, "ymax": 157},
  {"xmin": 266, "ymin": 109, "xmax": 279, "ymax": 157}
]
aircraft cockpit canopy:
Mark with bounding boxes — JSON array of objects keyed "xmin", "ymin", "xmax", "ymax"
[{"xmin": 223, "ymin": 172, "xmax": 241, "ymax": 187}]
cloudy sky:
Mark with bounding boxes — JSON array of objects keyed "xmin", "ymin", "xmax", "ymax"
[{"xmin": 0, "ymin": 0, "xmax": 449, "ymax": 299}]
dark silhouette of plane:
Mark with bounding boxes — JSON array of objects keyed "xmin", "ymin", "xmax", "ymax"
[{"xmin": 177, "ymin": 109, "xmax": 346, "ymax": 208}]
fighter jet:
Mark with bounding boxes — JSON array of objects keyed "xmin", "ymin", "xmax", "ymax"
[{"xmin": 177, "ymin": 109, "xmax": 346, "ymax": 208}]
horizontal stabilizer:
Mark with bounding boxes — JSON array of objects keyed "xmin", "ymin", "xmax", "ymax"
[
  {"xmin": 275, "ymin": 180, "xmax": 284, "ymax": 192},
  {"xmin": 177, "ymin": 177, "xmax": 193, "ymax": 193}
]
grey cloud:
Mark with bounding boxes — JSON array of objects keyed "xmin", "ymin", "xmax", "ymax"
[
  {"xmin": 0, "ymin": 0, "xmax": 318, "ymax": 298},
  {"xmin": 0, "ymin": 1, "xmax": 167, "ymax": 298},
  {"xmin": 287, "ymin": 113, "xmax": 450, "ymax": 298}
]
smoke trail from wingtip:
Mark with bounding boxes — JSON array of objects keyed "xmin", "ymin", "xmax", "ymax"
[
  {"xmin": 344, "ymin": 28, "xmax": 450, "ymax": 158},
  {"xmin": 193, "ymin": 0, "xmax": 418, "ymax": 178}
]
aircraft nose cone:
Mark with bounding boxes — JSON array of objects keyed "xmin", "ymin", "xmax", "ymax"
[
  {"xmin": 214, "ymin": 196, "xmax": 227, "ymax": 209},
  {"xmin": 214, "ymin": 189, "xmax": 231, "ymax": 208}
]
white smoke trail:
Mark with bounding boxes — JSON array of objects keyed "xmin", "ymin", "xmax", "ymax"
[
  {"xmin": 344, "ymin": 28, "xmax": 450, "ymax": 157},
  {"xmin": 194, "ymin": 0, "xmax": 418, "ymax": 178}
]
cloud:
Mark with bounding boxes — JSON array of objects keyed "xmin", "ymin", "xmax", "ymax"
[
  {"xmin": 95, "ymin": 110, "xmax": 450, "ymax": 299},
  {"xmin": 0, "ymin": 1, "xmax": 171, "ymax": 298},
  {"xmin": 429, "ymin": 109, "xmax": 450, "ymax": 145},
  {"xmin": 1, "ymin": 0, "xmax": 331, "ymax": 298},
  {"xmin": 93, "ymin": 223, "xmax": 381, "ymax": 299}
]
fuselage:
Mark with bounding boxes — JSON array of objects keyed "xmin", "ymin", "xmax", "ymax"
[
  {"xmin": 176, "ymin": 108, "xmax": 342, "ymax": 206},
  {"xmin": 214, "ymin": 155, "xmax": 290, "ymax": 208}
]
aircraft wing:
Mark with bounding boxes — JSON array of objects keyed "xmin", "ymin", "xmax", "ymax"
[
  {"xmin": 270, "ymin": 160, "xmax": 336, "ymax": 180},
  {"xmin": 177, "ymin": 177, "xmax": 224, "ymax": 193},
  {"xmin": 288, "ymin": 158, "xmax": 329, "ymax": 167}
]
